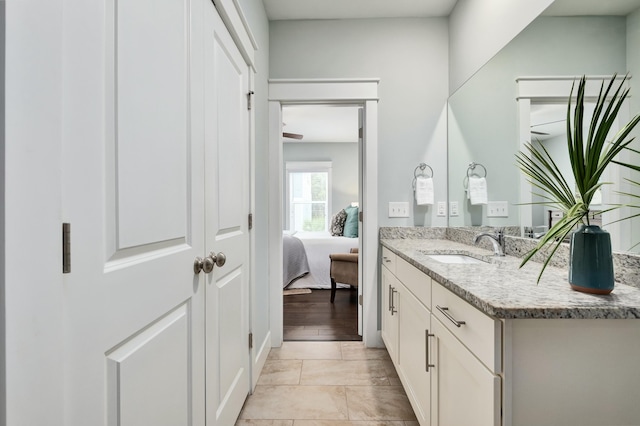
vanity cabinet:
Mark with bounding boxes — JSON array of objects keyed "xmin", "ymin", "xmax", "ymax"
[
  {"xmin": 381, "ymin": 239, "xmax": 640, "ymax": 426},
  {"xmin": 380, "ymin": 249, "xmax": 501, "ymax": 426}
]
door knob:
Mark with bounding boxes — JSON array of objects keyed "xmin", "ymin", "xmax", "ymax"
[
  {"xmin": 203, "ymin": 251, "xmax": 226, "ymax": 273},
  {"xmin": 194, "ymin": 257, "xmax": 205, "ymax": 274}
]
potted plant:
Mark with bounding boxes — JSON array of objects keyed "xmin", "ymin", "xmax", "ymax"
[{"xmin": 516, "ymin": 74, "xmax": 640, "ymax": 293}]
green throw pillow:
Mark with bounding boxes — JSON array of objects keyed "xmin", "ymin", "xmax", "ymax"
[{"xmin": 343, "ymin": 205, "xmax": 359, "ymax": 238}]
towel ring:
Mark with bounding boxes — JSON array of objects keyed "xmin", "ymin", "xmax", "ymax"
[
  {"xmin": 466, "ymin": 162, "xmax": 487, "ymax": 178},
  {"xmin": 463, "ymin": 162, "xmax": 487, "ymax": 190},
  {"xmin": 412, "ymin": 163, "xmax": 433, "ymax": 190}
]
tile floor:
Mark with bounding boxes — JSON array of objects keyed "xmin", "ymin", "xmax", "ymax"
[{"xmin": 236, "ymin": 341, "xmax": 418, "ymax": 426}]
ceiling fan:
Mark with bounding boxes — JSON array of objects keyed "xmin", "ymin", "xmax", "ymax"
[
  {"xmin": 530, "ymin": 118, "xmax": 565, "ymax": 136},
  {"xmin": 282, "ymin": 123, "xmax": 303, "ymax": 140},
  {"xmin": 283, "ymin": 131, "xmax": 304, "ymax": 140}
]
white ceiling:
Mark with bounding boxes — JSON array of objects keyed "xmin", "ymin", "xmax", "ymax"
[
  {"xmin": 543, "ymin": 0, "xmax": 640, "ymax": 16},
  {"xmin": 282, "ymin": 105, "xmax": 360, "ymax": 143},
  {"xmin": 263, "ymin": 0, "xmax": 458, "ymax": 21},
  {"xmin": 263, "ymin": 0, "xmax": 640, "ymax": 22}
]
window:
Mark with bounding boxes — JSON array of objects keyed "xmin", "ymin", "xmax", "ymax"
[{"xmin": 286, "ymin": 162, "xmax": 332, "ymax": 232}]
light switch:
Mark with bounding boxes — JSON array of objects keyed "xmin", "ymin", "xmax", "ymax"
[
  {"xmin": 450, "ymin": 201, "xmax": 459, "ymax": 217},
  {"xmin": 437, "ymin": 201, "xmax": 447, "ymax": 217},
  {"xmin": 487, "ymin": 201, "xmax": 509, "ymax": 217},
  {"xmin": 389, "ymin": 202, "xmax": 410, "ymax": 218}
]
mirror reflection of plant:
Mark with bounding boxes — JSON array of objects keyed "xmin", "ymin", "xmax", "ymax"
[
  {"xmin": 516, "ymin": 75, "xmax": 640, "ymax": 282},
  {"xmin": 613, "ymin": 145, "xmax": 640, "ymax": 250}
]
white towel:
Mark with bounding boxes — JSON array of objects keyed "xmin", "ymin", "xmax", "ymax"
[
  {"xmin": 415, "ymin": 176, "xmax": 434, "ymax": 205},
  {"xmin": 468, "ymin": 176, "xmax": 488, "ymax": 205}
]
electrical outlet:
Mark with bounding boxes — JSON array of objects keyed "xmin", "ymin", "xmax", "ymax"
[
  {"xmin": 437, "ymin": 201, "xmax": 447, "ymax": 217},
  {"xmin": 388, "ymin": 202, "xmax": 410, "ymax": 218},
  {"xmin": 487, "ymin": 201, "xmax": 509, "ymax": 217},
  {"xmin": 450, "ymin": 201, "xmax": 459, "ymax": 217}
]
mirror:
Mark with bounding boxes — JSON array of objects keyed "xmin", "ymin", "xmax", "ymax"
[{"xmin": 447, "ymin": 0, "xmax": 640, "ymax": 252}]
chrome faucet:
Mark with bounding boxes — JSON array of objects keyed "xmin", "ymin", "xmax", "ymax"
[{"xmin": 474, "ymin": 228, "xmax": 506, "ymax": 256}]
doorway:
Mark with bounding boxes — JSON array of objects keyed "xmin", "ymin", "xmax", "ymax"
[
  {"xmin": 281, "ymin": 104, "xmax": 361, "ymax": 341},
  {"xmin": 267, "ymin": 78, "xmax": 381, "ymax": 348}
]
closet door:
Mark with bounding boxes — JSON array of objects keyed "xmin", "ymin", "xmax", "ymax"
[
  {"xmin": 61, "ymin": 0, "xmax": 207, "ymax": 424},
  {"xmin": 203, "ymin": 2, "xmax": 252, "ymax": 424}
]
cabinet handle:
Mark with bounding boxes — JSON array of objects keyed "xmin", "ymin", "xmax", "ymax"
[
  {"xmin": 425, "ymin": 329, "xmax": 435, "ymax": 372},
  {"xmin": 388, "ymin": 285, "xmax": 393, "ymax": 312},
  {"xmin": 436, "ymin": 305, "xmax": 466, "ymax": 327},
  {"xmin": 383, "ymin": 256, "xmax": 391, "ymax": 263},
  {"xmin": 391, "ymin": 287, "xmax": 397, "ymax": 315}
]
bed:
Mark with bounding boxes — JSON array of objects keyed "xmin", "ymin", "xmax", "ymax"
[{"xmin": 283, "ymin": 231, "xmax": 358, "ymax": 289}]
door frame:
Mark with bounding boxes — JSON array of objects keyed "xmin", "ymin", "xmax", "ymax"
[{"xmin": 268, "ymin": 78, "xmax": 382, "ymax": 348}]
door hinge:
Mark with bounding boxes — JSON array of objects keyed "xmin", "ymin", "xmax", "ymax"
[
  {"xmin": 248, "ymin": 213, "xmax": 253, "ymax": 230},
  {"xmin": 358, "ymin": 211, "xmax": 363, "ymax": 222},
  {"xmin": 358, "ymin": 294, "xmax": 363, "ymax": 306},
  {"xmin": 249, "ymin": 332, "xmax": 253, "ymax": 349},
  {"xmin": 247, "ymin": 90, "xmax": 254, "ymax": 110},
  {"xmin": 62, "ymin": 223, "xmax": 71, "ymax": 273}
]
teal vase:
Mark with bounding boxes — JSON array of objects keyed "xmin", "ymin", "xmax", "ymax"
[{"xmin": 568, "ymin": 225, "xmax": 614, "ymax": 294}]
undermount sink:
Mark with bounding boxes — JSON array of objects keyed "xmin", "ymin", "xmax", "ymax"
[{"xmin": 428, "ymin": 254, "xmax": 487, "ymax": 264}]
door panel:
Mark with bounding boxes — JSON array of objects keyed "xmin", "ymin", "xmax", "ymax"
[
  {"xmin": 106, "ymin": 304, "xmax": 191, "ymax": 426},
  {"xmin": 204, "ymin": 2, "xmax": 251, "ymax": 424},
  {"xmin": 115, "ymin": 0, "xmax": 189, "ymax": 249},
  {"xmin": 215, "ymin": 39, "xmax": 245, "ymax": 229}
]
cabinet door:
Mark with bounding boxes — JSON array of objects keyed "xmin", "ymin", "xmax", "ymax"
[
  {"xmin": 431, "ymin": 316, "xmax": 500, "ymax": 426},
  {"xmin": 381, "ymin": 266, "xmax": 399, "ymax": 365},
  {"xmin": 398, "ymin": 285, "xmax": 432, "ymax": 426}
]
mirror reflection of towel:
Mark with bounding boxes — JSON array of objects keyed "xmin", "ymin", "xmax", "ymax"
[
  {"xmin": 415, "ymin": 176, "xmax": 434, "ymax": 205},
  {"xmin": 468, "ymin": 176, "xmax": 488, "ymax": 205}
]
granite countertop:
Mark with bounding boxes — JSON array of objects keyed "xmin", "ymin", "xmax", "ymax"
[{"xmin": 381, "ymin": 238, "xmax": 640, "ymax": 320}]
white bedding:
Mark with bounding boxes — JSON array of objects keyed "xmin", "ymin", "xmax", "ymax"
[{"xmin": 285, "ymin": 231, "xmax": 359, "ymax": 289}]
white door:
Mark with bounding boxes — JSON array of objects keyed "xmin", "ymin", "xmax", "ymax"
[
  {"xmin": 431, "ymin": 317, "xmax": 500, "ymax": 426},
  {"xmin": 203, "ymin": 2, "xmax": 251, "ymax": 424},
  {"xmin": 398, "ymin": 286, "xmax": 432, "ymax": 425},
  {"xmin": 381, "ymin": 267, "xmax": 399, "ymax": 365},
  {"xmin": 61, "ymin": 0, "xmax": 207, "ymax": 424}
]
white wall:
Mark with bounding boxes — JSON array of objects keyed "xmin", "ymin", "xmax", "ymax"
[
  {"xmin": 270, "ymin": 18, "xmax": 449, "ymax": 227},
  {"xmin": 448, "ymin": 0, "xmax": 554, "ymax": 94},
  {"xmin": 283, "ymin": 142, "xmax": 359, "ymax": 225}
]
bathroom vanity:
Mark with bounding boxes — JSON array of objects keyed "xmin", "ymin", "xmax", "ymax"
[{"xmin": 380, "ymin": 238, "xmax": 640, "ymax": 426}]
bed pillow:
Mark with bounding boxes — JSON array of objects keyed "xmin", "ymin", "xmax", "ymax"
[
  {"xmin": 330, "ymin": 209, "xmax": 348, "ymax": 236},
  {"xmin": 343, "ymin": 205, "xmax": 359, "ymax": 238}
]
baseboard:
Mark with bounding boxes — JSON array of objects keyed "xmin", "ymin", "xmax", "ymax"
[{"xmin": 365, "ymin": 329, "xmax": 384, "ymax": 348}]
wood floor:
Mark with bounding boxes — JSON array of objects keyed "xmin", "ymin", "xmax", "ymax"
[{"xmin": 283, "ymin": 288, "xmax": 361, "ymax": 341}]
